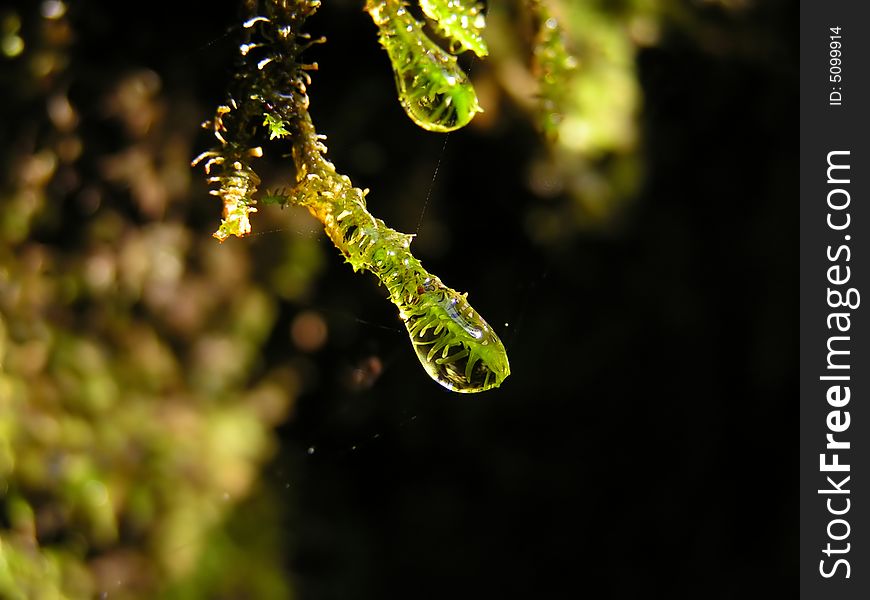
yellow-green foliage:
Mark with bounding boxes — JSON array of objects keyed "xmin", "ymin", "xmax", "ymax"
[
  {"xmin": 419, "ymin": 0, "xmax": 489, "ymax": 57},
  {"xmin": 197, "ymin": 0, "xmax": 509, "ymax": 392},
  {"xmin": 365, "ymin": 0, "xmax": 484, "ymax": 132},
  {"xmin": 0, "ymin": 4, "xmax": 312, "ymax": 597},
  {"xmin": 484, "ymin": 0, "xmax": 656, "ymax": 229},
  {"xmin": 0, "ymin": 0, "xmax": 680, "ymax": 593}
]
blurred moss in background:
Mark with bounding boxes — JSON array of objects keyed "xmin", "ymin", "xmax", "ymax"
[
  {"xmin": 1, "ymin": 0, "xmax": 794, "ymax": 598},
  {"xmin": 0, "ymin": 2, "xmax": 315, "ymax": 597}
]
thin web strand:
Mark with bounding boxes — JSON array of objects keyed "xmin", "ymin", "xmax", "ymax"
[{"xmin": 415, "ymin": 134, "xmax": 450, "ymax": 235}]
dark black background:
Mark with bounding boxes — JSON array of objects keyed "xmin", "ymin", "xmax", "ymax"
[
  {"xmin": 11, "ymin": 0, "xmax": 798, "ymax": 597},
  {"xmin": 281, "ymin": 2, "xmax": 797, "ymax": 598}
]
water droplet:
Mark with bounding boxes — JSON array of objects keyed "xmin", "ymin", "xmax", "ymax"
[
  {"xmin": 367, "ymin": 0, "xmax": 483, "ymax": 132},
  {"xmin": 393, "ymin": 52, "xmax": 481, "ymax": 132},
  {"xmin": 400, "ymin": 280, "xmax": 509, "ymax": 392}
]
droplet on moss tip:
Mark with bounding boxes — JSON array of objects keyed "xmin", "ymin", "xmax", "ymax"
[{"xmin": 401, "ymin": 287, "xmax": 509, "ymax": 393}]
